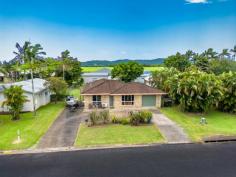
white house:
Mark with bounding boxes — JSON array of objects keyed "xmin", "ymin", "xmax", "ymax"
[
  {"xmin": 0, "ymin": 78, "xmax": 51, "ymax": 112},
  {"xmin": 82, "ymin": 68, "xmax": 111, "ymax": 83},
  {"xmin": 135, "ymin": 71, "xmax": 151, "ymax": 84}
]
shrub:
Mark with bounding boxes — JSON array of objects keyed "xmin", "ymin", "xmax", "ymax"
[
  {"xmin": 140, "ymin": 110, "xmax": 153, "ymax": 124},
  {"xmin": 111, "ymin": 116, "xmax": 120, "ymax": 124},
  {"xmin": 130, "ymin": 112, "xmax": 142, "ymax": 126},
  {"xmin": 89, "ymin": 111, "xmax": 100, "ymax": 125},
  {"xmin": 120, "ymin": 118, "xmax": 130, "ymax": 125},
  {"xmin": 100, "ymin": 110, "xmax": 110, "ymax": 124}
]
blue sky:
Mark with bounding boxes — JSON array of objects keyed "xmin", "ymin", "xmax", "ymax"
[{"xmin": 0, "ymin": 0, "xmax": 236, "ymax": 61}]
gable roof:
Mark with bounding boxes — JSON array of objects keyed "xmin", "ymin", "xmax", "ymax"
[{"xmin": 81, "ymin": 79, "xmax": 165, "ymax": 95}]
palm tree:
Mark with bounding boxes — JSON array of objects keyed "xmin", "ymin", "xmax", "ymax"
[
  {"xmin": 26, "ymin": 43, "xmax": 46, "ymax": 116},
  {"xmin": 230, "ymin": 45, "xmax": 236, "ymax": 61},
  {"xmin": 203, "ymin": 48, "xmax": 218, "ymax": 59},
  {"xmin": 219, "ymin": 49, "xmax": 230, "ymax": 59},
  {"xmin": 59, "ymin": 50, "xmax": 71, "ymax": 80},
  {"xmin": 13, "ymin": 42, "xmax": 31, "ymax": 80},
  {"xmin": 185, "ymin": 50, "xmax": 195, "ymax": 63}
]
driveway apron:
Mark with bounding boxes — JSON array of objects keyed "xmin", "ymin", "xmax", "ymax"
[
  {"xmin": 37, "ymin": 108, "xmax": 88, "ymax": 148},
  {"xmin": 152, "ymin": 112, "xmax": 190, "ymax": 143}
]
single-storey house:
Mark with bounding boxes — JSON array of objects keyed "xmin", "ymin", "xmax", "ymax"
[
  {"xmin": 82, "ymin": 68, "xmax": 111, "ymax": 84},
  {"xmin": 135, "ymin": 71, "xmax": 151, "ymax": 84},
  {"xmin": 0, "ymin": 78, "xmax": 51, "ymax": 112},
  {"xmin": 81, "ymin": 79, "xmax": 166, "ymax": 110}
]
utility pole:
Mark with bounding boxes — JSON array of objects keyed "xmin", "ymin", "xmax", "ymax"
[{"xmin": 31, "ymin": 58, "xmax": 36, "ymax": 116}]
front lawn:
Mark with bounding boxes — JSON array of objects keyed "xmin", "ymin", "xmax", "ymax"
[
  {"xmin": 0, "ymin": 102, "xmax": 65, "ymax": 150},
  {"xmin": 161, "ymin": 107, "xmax": 236, "ymax": 141},
  {"xmin": 75, "ymin": 124, "xmax": 164, "ymax": 147}
]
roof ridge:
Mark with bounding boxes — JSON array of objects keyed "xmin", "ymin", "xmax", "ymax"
[
  {"xmin": 110, "ymin": 80, "xmax": 126, "ymax": 94},
  {"xmin": 82, "ymin": 79, "xmax": 107, "ymax": 93}
]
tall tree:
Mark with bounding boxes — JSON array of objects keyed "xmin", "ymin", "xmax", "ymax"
[
  {"xmin": 59, "ymin": 50, "xmax": 71, "ymax": 80},
  {"xmin": 164, "ymin": 52, "xmax": 191, "ymax": 72},
  {"xmin": 202, "ymin": 48, "xmax": 218, "ymax": 59},
  {"xmin": 14, "ymin": 42, "xmax": 46, "ymax": 116},
  {"xmin": 2, "ymin": 85, "xmax": 27, "ymax": 120},
  {"xmin": 13, "ymin": 42, "xmax": 31, "ymax": 80},
  {"xmin": 111, "ymin": 61, "xmax": 144, "ymax": 82},
  {"xmin": 219, "ymin": 49, "xmax": 230, "ymax": 59}
]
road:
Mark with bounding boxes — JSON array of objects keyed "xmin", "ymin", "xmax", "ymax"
[{"xmin": 0, "ymin": 142, "xmax": 236, "ymax": 177}]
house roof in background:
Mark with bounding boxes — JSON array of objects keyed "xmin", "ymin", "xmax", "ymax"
[
  {"xmin": 82, "ymin": 68, "xmax": 111, "ymax": 76},
  {"xmin": 0, "ymin": 78, "xmax": 48, "ymax": 94},
  {"xmin": 81, "ymin": 79, "xmax": 165, "ymax": 95}
]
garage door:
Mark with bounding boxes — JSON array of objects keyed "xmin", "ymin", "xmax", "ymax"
[{"xmin": 142, "ymin": 95, "xmax": 156, "ymax": 107}]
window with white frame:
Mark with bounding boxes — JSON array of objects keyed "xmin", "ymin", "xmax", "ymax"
[
  {"xmin": 92, "ymin": 95, "xmax": 101, "ymax": 105},
  {"xmin": 122, "ymin": 95, "xmax": 134, "ymax": 105}
]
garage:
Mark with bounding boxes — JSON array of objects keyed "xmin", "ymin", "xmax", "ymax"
[{"xmin": 142, "ymin": 95, "xmax": 156, "ymax": 107}]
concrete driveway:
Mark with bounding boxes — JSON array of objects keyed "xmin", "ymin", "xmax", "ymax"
[
  {"xmin": 37, "ymin": 108, "xmax": 88, "ymax": 149},
  {"xmin": 152, "ymin": 111, "xmax": 190, "ymax": 143}
]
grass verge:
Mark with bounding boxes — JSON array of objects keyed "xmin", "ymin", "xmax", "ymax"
[
  {"xmin": 75, "ymin": 124, "xmax": 164, "ymax": 147},
  {"xmin": 0, "ymin": 102, "xmax": 65, "ymax": 150},
  {"xmin": 161, "ymin": 107, "xmax": 236, "ymax": 142}
]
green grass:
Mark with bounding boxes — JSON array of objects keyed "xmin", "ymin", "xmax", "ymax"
[
  {"xmin": 81, "ymin": 66, "xmax": 164, "ymax": 73},
  {"xmin": 75, "ymin": 124, "xmax": 164, "ymax": 147},
  {"xmin": 161, "ymin": 107, "xmax": 236, "ymax": 142},
  {"xmin": 68, "ymin": 88, "xmax": 81, "ymax": 99},
  {"xmin": 0, "ymin": 102, "xmax": 65, "ymax": 150}
]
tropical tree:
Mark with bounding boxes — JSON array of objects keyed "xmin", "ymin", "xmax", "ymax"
[
  {"xmin": 194, "ymin": 55, "xmax": 210, "ymax": 73},
  {"xmin": 164, "ymin": 69, "xmax": 223, "ymax": 112},
  {"xmin": 45, "ymin": 77, "xmax": 68, "ymax": 103},
  {"xmin": 185, "ymin": 50, "xmax": 196, "ymax": 63},
  {"xmin": 14, "ymin": 42, "xmax": 46, "ymax": 115},
  {"xmin": 202, "ymin": 48, "xmax": 218, "ymax": 59},
  {"xmin": 230, "ymin": 45, "xmax": 236, "ymax": 61},
  {"xmin": 13, "ymin": 42, "xmax": 31, "ymax": 80},
  {"xmin": 164, "ymin": 52, "xmax": 191, "ymax": 72},
  {"xmin": 59, "ymin": 50, "xmax": 72, "ymax": 80},
  {"xmin": 210, "ymin": 59, "xmax": 236, "ymax": 75},
  {"xmin": 2, "ymin": 86, "xmax": 27, "ymax": 120},
  {"xmin": 111, "ymin": 61, "xmax": 144, "ymax": 82},
  {"xmin": 218, "ymin": 72, "xmax": 236, "ymax": 113},
  {"xmin": 151, "ymin": 67, "xmax": 179, "ymax": 90},
  {"xmin": 219, "ymin": 49, "xmax": 230, "ymax": 59}
]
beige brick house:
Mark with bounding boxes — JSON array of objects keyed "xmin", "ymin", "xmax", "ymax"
[{"xmin": 81, "ymin": 79, "xmax": 166, "ymax": 110}]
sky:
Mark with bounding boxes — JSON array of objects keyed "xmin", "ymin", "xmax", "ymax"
[{"xmin": 0, "ymin": 0, "xmax": 236, "ymax": 61}]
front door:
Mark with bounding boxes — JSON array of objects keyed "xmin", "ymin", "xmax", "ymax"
[{"xmin": 109, "ymin": 96, "xmax": 114, "ymax": 108}]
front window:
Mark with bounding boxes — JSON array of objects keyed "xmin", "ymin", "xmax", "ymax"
[
  {"xmin": 122, "ymin": 95, "xmax": 134, "ymax": 105},
  {"xmin": 92, "ymin": 95, "xmax": 101, "ymax": 106}
]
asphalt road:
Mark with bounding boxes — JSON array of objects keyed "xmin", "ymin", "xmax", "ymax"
[{"xmin": 0, "ymin": 142, "xmax": 236, "ymax": 177}]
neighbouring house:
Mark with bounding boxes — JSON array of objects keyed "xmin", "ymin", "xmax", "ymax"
[
  {"xmin": 82, "ymin": 68, "xmax": 111, "ymax": 84},
  {"xmin": 81, "ymin": 79, "xmax": 166, "ymax": 110},
  {"xmin": 0, "ymin": 78, "xmax": 51, "ymax": 112},
  {"xmin": 135, "ymin": 71, "xmax": 151, "ymax": 84}
]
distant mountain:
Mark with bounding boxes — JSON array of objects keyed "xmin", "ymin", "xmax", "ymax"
[{"xmin": 81, "ymin": 58, "xmax": 164, "ymax": 67}]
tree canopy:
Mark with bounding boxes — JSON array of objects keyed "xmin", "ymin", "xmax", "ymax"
[{"xmin": 111, "ymin": 61, "xmax": 144, "ymax": 82}]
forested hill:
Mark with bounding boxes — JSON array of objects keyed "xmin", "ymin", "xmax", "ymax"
[{"xmin": 81, "ymin": 58, "xmax": 164, "ymax": 66}]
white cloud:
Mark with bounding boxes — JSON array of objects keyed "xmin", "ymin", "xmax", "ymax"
[{"xmin": 185, "ymin": 0, "xmax": 209, "ymax": 4}]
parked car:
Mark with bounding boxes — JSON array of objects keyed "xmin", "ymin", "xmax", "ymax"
[{"xmin": 66, "ymin": 96, "xmax": 78, "ymax": 107}]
